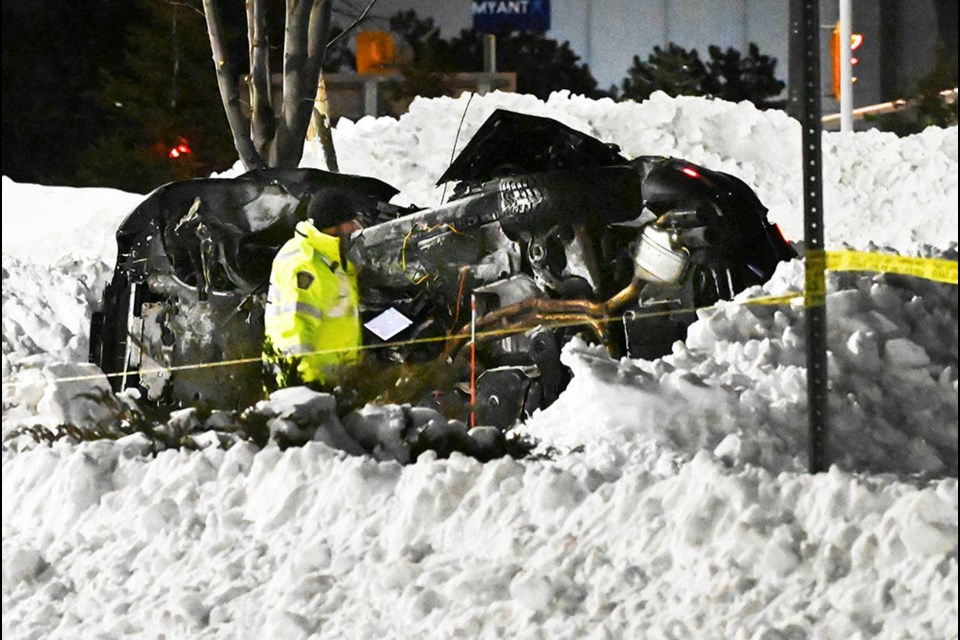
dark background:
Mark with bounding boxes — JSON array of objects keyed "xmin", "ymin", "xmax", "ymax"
[{"xmin": 3, "ymin": 1, "xmax": 956, "ymax": 194}]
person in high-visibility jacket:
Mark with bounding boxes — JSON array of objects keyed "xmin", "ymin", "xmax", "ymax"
[{"xmin": 263, "ymin": 219, "xmax": 362, "ymax": 388}]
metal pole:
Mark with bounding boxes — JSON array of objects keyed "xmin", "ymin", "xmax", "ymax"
[
  {"xmin": 363, "ymin": 77, "xmax": 378, "ymax": 117},
  {"xmin": 789, "ymin": 0, "xmax": 830, "ymax": 473},
  {"xmin": 839, "ymin": 0, "xmax": 854, "ymax": 131},
  {"xmin": 470, "ymin": 293, "xmax": 477, "ymax": 428},
  {"xmin": 483, "ymin": 34, "xmax": 497, "ymax": 73}
]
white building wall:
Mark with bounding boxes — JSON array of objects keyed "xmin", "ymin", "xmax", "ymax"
[{"xmin": 547, "ymin": 0, "xmax": 792, "ymax": 94}]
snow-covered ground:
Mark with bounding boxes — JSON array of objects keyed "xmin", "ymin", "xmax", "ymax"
[{"xmin": 3, "ymin": 92, "xmax": 957, "ymax": 639}]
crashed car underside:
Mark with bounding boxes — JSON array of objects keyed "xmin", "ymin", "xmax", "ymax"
[{"xmin": 90, "ymin": 110, "xmax": 795, "ymax": 425}]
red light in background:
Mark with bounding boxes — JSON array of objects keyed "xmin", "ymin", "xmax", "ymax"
[
  {"xmin": 681, "ymin": 167, "xmax": 700, "ymax": 178},
  {"xmin": 849, "ymin": 34, "xmax": 863, "ymax": 75},
  {"xmin": 168, "ymin": 141, "xmax": 192, "ymax": 159}
]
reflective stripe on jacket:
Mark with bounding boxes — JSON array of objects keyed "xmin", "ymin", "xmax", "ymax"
[{"xmin": 264, "ymin": 220, "xmax": 361, "ymax": 386}]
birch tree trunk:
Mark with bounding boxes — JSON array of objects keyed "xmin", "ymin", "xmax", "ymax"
[
  {"xmin": 202, "ymin": 0, "xmax": 333, "ymax": 170},
  {"xmin": 202, "ymin": 0, "xmax": 263, "ymax": 170}
]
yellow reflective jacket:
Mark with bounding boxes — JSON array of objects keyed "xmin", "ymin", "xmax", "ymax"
[{"xmin": 264, "ymin": 220, "xmax": 361, "ymax": 387}]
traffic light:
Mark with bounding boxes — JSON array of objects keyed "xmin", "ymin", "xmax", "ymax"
[{"xmin": 831, "ymin": 23, "xmax": 863, "ymax": 100}]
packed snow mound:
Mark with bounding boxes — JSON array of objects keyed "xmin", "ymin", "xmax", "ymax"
[
  {"xmin": 3, "ymin": 442, "xmax": 957, "ymax": 638},
  {"xmin": 3, "ymin": 437, "xmax": 957, "ymax": 639},
  {"xmin": 3, "ymin": 93, "xmax": 958, "ymax": 639},
  {"xmin": 2, "ymin": 256, "xmax": 116, "ymax": 431},
  {"xmin": 1, "ymin": 176, "xmax": 142, "ymax": 265}
]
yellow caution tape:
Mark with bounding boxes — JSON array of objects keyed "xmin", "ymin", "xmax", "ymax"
[
  {"xmin": 825, "ymin": 250, "xmax": 958, "ymax": 285},
  {"xmin": 741, "ymin": 294, "xmax": 803, "ymax": 306}
]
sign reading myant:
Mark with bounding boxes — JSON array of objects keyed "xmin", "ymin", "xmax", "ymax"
[{"xmin": 472, "ymin": 0, "xmax": 550, "ymax": 33}]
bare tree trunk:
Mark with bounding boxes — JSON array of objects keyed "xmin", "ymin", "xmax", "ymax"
[
  {"xmin": 274, "ymin": 0, "xmax": 333, "ymax": 167},
  {"xmin": 276, "ymin": 0, "xmax": 311, "ymax": 163},
  {"xmin": 298, "ymin": 0, "xmax": 333, "ymax": 152},
  {"xmin": 309, "ymin": 73, "xmax": 339, "ymax": 171},
  {"xmin": 247, "ymin": 0, "xmax": 275, "ymax": 163},
  {"xmin": 305, "ymin": 1, "xmax": 337, "ymax": 172},
  {"xmin": 204, "ymin": 0, "xmax": 340, "ymax": 170},
  {"xmin": 308, "ymin": 0, "xmax": 379, "ymax": 172},
  {"xmin": 202, "ymin": 0, "xmax": 263, "ymax": 170}
]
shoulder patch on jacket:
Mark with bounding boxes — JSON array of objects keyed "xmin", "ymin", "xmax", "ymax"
[{"xmin": 296, "ymin": 271, "xmax": 315, "ymax": 290}]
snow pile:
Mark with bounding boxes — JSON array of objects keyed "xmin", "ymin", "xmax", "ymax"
[
  {"xmin": 0, "ymin": 176, "xmax": 142, "ymax": 264},
  {"xmin": 3, "ymin": 433, "xmax": 956, "ymax": 638},
  {"xmin": 2, "ymin": 258, "xmax": 117, "ymax": 431},
  {"xmin": 3, "ymin": 92, "xmax": 958, "ymax": 639}
]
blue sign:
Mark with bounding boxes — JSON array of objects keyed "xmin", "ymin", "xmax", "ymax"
[{"xmin": 472, "ymin": 0, "xmax": 551, "ymax": 33}]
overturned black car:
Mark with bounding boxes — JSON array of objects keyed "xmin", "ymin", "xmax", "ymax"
[{"xmin": 90, "ymin": 110, "xmax": 795, "ymax": 426}]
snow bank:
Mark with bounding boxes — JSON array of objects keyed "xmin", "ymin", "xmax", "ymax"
[
  {"xmin": 3, "ymin": 92, "xmax": 958, "ymax": 639},
  {"xmin": 1, "ymin": 176, "xmax": 142, "ymax": 264},
  {"xmin": 4, "ymin": 439, "xmax": 956, "ymax": 639}
]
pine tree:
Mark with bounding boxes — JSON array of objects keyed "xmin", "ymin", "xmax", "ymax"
[
  {"xmin": 703, "ymin": 43, "xmax": 785, "ymax": 108},
  {"xmin": 618, "ymin": 42, "xmax": 785, "ymax": 109},
  {"xmin": 620, "ymin": 44, "xmax": 707, "ymax": 102}
]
